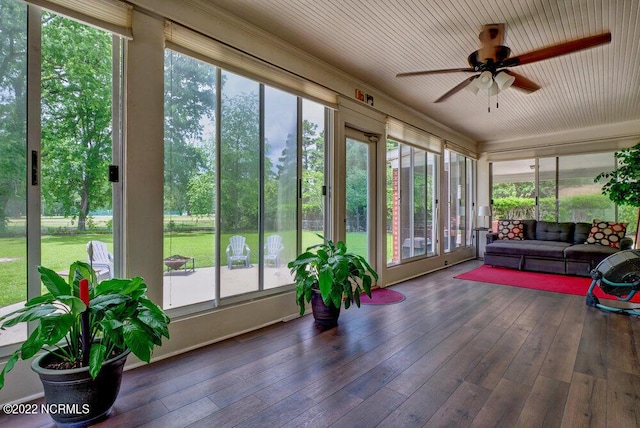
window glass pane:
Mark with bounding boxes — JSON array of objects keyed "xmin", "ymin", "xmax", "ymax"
[
  {"xmin": 220, "ymin": 71, "xmax": 259, "ymax": 297},
  {"xmin": 559, "ymin": 153, "xmax": 616, "ymax": 224},
  {"xmin": 345, "ymin": 137, "xmax": 369, "ymax": 260},
  {"xmin": 386, "ymin": 140, "xmax": 399, "ymax": 264},
  {"xmin": 387, "ymin": 140, "xmax": 438, "ymax": 266},
  {"xmin": 399, "ymin": 145, "xmax": 412, "ymax": 258},
  {"xmin": 301, "ymin": 99, "xmax": 325, "ymax": 248},
  {"xmin": 41, "ymin": 14, "xmax": 118, "ymax": 282},
  {"xmin": 491, "ymin": 159, "xmax": 536, "ymax": 222},
  {"xmin": 445, "ymin": 149, "xmax": 473, "ymax": 251},
  {"xmin": 263, "ymin": 86, "xmax": 296, "ymax": 289},
  {"xmin": 0, "ymin": 0, "xmax": 27, "ymax": 347},
  {"xmin": 163, "ymin": 50, "xmax": 217, "ymax": 308},
  {"xmin": 538, "ymin": 157, "xmax": 557, "ymax": 221},
  {"xmin": 426, "ymin": 153, "xmax": 438, "ymax": 255}
]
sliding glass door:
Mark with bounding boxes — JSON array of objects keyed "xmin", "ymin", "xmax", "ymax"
[{"xmin": 0, "ymin": 4, "xmax": 123, "ymax": 349}]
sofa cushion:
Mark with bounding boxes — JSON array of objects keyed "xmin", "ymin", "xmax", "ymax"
[
  {"xmin": 485, "ymin": 240, "xmax": 571, "ymax": 258},
  {"xmin": 535, "ymin": 221, "xmax": 574, "ymax": 243},
  {"xmin": 585, "ymin": 220, "xmax": 627, "ymax": 248},
  {"xmin": 574, "ymin": 222, "xmax": 592, "ymax": 244},
  {"xmin": 521, "ymin": 219, "xmax": 537, "ymax": 240},
  {"xmin": 564, "ymin": 243, "xmax": 620, "ymax": 262},
  {"xmin": 497, "ymin": 220, "xmax": 524, "ymax": 240}
]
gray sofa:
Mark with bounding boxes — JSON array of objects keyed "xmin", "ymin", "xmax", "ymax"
[{"xmin": 484, "ymin": 220, "xmax": 633, "ymax": 277}]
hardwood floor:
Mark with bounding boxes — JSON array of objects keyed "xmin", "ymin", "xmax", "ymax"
[{"xmin": 4, "ymin": 260, "xmax": 640, "ymax": 427}]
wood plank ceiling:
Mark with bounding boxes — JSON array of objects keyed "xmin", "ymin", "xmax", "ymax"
[{"xmin": 203, "ymin": 0, "xmax": 640, "ymax": 144}]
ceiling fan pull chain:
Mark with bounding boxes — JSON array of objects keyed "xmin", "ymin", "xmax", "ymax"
[{"xmin": 487, "ymin": 88, "xmax": 491, "ymax": 113}]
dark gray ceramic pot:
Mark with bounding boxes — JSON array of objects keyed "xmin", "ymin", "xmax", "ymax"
[
  {"xmin": 311, "ymin": 289, "xmax": 340, "ymax": 328},
  {"xmin": 31, "ymin": 348, "xmax": 130, "ymax": 427}
]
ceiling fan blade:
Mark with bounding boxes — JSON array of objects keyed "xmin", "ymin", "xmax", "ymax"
[
  {"xmin": 434, "ymin": 76, "xmax": 478, "ymax": 103},
  {"xmin": 396, "ymin": 68, "xmax": 474, "ymax": 78},
  {"xmin": 504, "ymin": 70, "xmax": 541, "ymax": 93},
  {"xmin": 504, "ymin": 32, "xmax": 611, "ymax": 67}
]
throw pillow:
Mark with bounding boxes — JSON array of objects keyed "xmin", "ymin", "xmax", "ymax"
[
  {"xmin": 585, "ymin": 220, "xmax": 627, "ymax": 248},
  {"xmin": 497, "ymin": 220, "xmax": 524, "ymax": 240}
]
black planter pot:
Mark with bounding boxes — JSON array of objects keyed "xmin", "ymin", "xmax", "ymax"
[
  {"xmin": 31, "ymin": 348, "xmax": 130, "ymax": 428},
  {"xmin": 311, "ymin": 290, "xmax": 340, "ymax": 328}
]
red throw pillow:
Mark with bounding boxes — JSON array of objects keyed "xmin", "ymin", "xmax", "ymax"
[
  {"xmin": 497, "ymin": 220, "xmax": 524, "ymax": 240},
  {"xmin": 586, "ymin": 220, "xmax": 627, "ymax": 248}
]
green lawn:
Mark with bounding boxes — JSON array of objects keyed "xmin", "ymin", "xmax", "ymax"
[{"xmin": 0, "ymin": 229, "xmax": 377, "ymax": 307}]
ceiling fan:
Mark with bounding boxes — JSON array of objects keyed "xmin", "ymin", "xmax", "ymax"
[{"xmin": 397, "ymin": 24, "xmax": 612, "ymax": 103}]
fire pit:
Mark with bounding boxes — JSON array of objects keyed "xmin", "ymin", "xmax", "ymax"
[{"xmin": 164, "ymin": 255, "xmax": 195, "ymax": 273}]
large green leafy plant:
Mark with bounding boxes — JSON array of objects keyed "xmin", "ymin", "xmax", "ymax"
[
  {"xmin": 0, "ymin": 261, "xmax": 170, "ymax": 388},
  {"xmin": 595, "ymin": 142, "xmax": 640, "ymax": 248},
  {"xmin": 288, "ymin": 235, "xmax": 378, "ymax": 315}
]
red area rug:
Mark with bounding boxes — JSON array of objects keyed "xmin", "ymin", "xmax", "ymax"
[
  {"xmin": 455, "ymin": 265, "xmax": 640, "ymax": 303},
  {"xmin": 359, "ymin": 288, "xmax": 405, "ymax": 305}
]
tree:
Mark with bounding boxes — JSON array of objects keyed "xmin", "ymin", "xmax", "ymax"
[
  {"xmin": 219, "ymin": 92, "xmax": 260, "ymax": 232},
  {"xmin": 595, "ymin": 142, "xmax": 640, "ymax": 248},
  {"xmin": 40, "ymin": 14, "xmax": 112, "ymax": 230},
  {"xmin": 164, "ymin": 51, "xmax": 217, "ymax": 215},
  {"xmin": 301, "ymin": 120, "xmax": 325, "ymax": 226},
  {"xmin": 0, "ymin": 1, "xmax": 26, "ymax": 233}
]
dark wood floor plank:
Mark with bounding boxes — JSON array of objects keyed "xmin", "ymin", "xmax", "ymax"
[
  {"xmin": 280, "ymin": 389, "xmax": 363, "ymax": 428},
  {"xmin": 5, "ymin": 260, "xmax": 640, "ymax": 428},
  {"xmin": 607, "ymin": 314, "xmax": 640, "ymax": 375},
  {"xmin": 465, "ymin": 322, "xmax": 531, "ymax": 390},
  {"xmin": 297, "ymin": 327, "xmax": 425, "ymax": 403},
  {"xmin": 538, "ymin": 297, "xmax": 585, "ymax": 383},
  {"xmin": 424, "ymin": 381, "xmax": 491, "ymax": 427},
  {"xmin": 377, "ymin": 383, "xmax": 449, "ymax": 427},
  {"xmin": 503, "ymin": 320, "xmax": 559, "ymax": 386},
  {"xmin": 330, "ymin": 387, "xmax": 407, "ymax": 428},
  {"xmin": 515, "ymin": 375, "xmax": 569, "ymax": 428},
  {"xmin": 470, "ymin": 378, "xmax": 531, "ymax": 428},
  {"xmin": 606, "ymin": 368, "xmax": 640, "ymax": 428},
  {"xmin": 426, "ymin": 324, "xmax": 506, "ymax": 394},
  {"xmin": 574, "ymin": 307, "xmax": 609, "ymax": 379},
  {"xmin": 137, "ymin": 398, "xmax": 219, "ymax": 428},
  {"xmin": 186, "ymin": 395, "xmax": 269, "ymax": 428},
  {"xmin": 561, "ymin": 372, "xmax": 607, "ymax": 428}
]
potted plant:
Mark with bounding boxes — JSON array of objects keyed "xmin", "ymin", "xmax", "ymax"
[
  {"xmin": 0, "ymin": 260, "xmax": 170, "ymax": 427},
  {"xmin": 595, "ymin": 142, "xmax": 640, "ymax": 249},
  {"xmin": 288, "ymin": 235, "xmax": 378, "ymax": 327}
]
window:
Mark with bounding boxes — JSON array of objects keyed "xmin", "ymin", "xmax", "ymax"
[
  {"xmin": 445, "ymin": 149, "xmax": 474, "ymax": 252},
  {"xmin": 0, "ymin": 0, "xmax": 27, "ymax": 347},
  {"xmin": 1, "ymin": 2, "xmax": 123, "ymax": 349},
  {"xmin": 490, "ymin": 152, "xmax": 634, "ymax": 238},
  {"xmin": 387, "ymin": 139, "xmax": 438, "ymax": 265},
  {"xmin": 491, "ymin": 159, "xmax": 536, "ymax": 220},
  {"xmin": 163, "ymin": 50, "xmax": 328, "ymax": 309}
]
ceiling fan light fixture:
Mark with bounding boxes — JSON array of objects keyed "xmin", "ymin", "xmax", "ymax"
[
  {"xmin": 494, "ymin": 70, "xmax": 515, "ymax": 90},
  {"xmin": 488, "ymin": 81, "xmax": 500, "ymax": 96},
  {"xmin": 476, "ymin": 71, "xmax": 494, "ymax": 89},
  {"xmin": 465, "ymin": 81, "xmax": 480, "ymax": 95}
]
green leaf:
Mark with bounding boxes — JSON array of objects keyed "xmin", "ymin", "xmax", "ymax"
[
  {"xmin": 0, "ymin": 352, "xmax": 20, "ymax": 390},
  {"xmin": 123, "ymin": 321, "xmax": 152, "ymax": 363},
  {"xmin": 89, "ymin": 294, "xmax": 128, "ymax": 311},
  {"xmin": 89, "ymin": 343, "xmax": 107, "ymax": 379},
  {"xmin": 19, "ymin": 325, "xmax": 46, "ymax": 360},
  {"xmin": 39, "ymin": 313, "xmax": 76, "ymax": 346},
  {"xmin": 38, "ymin": 266, "xmax": 71, "ymax": 297},
  {"xmin": 0, "ymin": 304, "xmax": 59, "ymax": 328}
]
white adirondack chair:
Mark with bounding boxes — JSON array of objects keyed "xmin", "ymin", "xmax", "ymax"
[
  {"xmin": 226, "ymin": 235, "xmax": 251, "ymax": 269},
  {"xmin": 264, "ymin": 235, "xmax": 284, "ymax": 267},
  {"xmin": 86, "ymin": 240, "xmax": 114, "ymax": 280}
]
